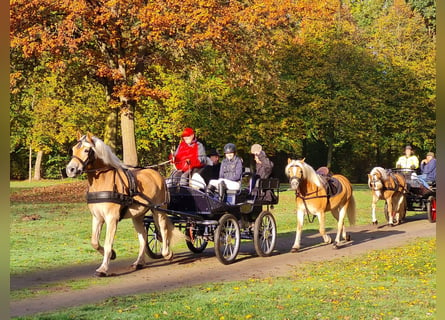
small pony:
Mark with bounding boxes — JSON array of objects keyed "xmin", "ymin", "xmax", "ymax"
[
  {"xmin": 368, "ymin": 167, "xmax": 407, "ymax": 226},
  {"xmin": 285, "ymin": 159, "xmax": 356, "ymax": 252},
  {"xmin": 66, "ymin": 132, "xmax": 181, "ymax": 277}
]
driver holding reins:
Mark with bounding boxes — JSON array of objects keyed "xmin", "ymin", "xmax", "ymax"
[{"xmin": 170, "ymin": 127, "xmax": 207, "ymax": 185}]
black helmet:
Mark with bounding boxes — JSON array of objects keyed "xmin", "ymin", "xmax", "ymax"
[{"xmin": 223, "ymin": 143, "xmax": 236, "ymax": 154}]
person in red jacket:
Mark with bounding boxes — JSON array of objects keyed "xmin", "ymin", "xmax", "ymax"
[{"xmin": 170, "ymin": 127, "xmax": 207, "ymax": 185}]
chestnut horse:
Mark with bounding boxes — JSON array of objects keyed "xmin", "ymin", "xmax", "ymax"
[
  {"xmin": 285, "ymin": 159, "xmax": 356, "ymax": 252},
  {"xmin": 368, "ymin": 167, "xmax": 406, "ymax": 226},
  {"xmin": 66, "ymin": 132, "xmax": 180, "ymax": 276}
]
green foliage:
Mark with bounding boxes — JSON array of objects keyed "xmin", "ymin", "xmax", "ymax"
[{"xmin": 10, "ymin": 0, "xmax": 435, "ymax": 181}]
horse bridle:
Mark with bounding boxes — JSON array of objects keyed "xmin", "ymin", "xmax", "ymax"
[
  {"xmin": 71, "ymin": 140, "xmax": 96, "ymax": 173},
  {"xmin": 369, "ymin": 174, "xmax": 381, "ymax": 190},
  {"xmin": 287, "ymin": 164, "xmax": 303, "ymax": 188}
]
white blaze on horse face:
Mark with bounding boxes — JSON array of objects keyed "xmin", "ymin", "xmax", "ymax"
[
  {"xmin": 66, "ymin": 142, "xmax": 91, "ymax": 178},
  {"xmin": 288, "ymin": 165, "xmax": 300, "ymax": 190},
  {"xmin": 371, "ymin": 174, "xmax": 383, "ymax": 191}
]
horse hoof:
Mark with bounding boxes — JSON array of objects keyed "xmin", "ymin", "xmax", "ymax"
[
  {"xmin": 333, "ymin": 242, "xmax": 339, "ymax": 249},
  {"xmin": 372, "ymin": 221, "xmax": 378, "ymax": 226},
  {"xmin": 131, "ymin": 264, "xmax": 144, "ymax": 270},
  {"xmin": 94, "ymin": 271, "xmax": 107, "ymax": 277},
  {"xmin": 290, "ymin": 247, "xmax": 299, "ymax": 253},
  {"xmin": 164, "ymin": 252, "xmax": 174, "ymax": 261},
  {"xmin": 111, "ymin": 250, "xmax": 117, "ymax": 260}
]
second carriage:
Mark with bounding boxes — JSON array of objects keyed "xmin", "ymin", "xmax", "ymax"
[
  {"xmin": 388, "ymin": 168, "xmax": 436, "ymax": 223},
  {"xmin": 144, "ymin": 173, "xmax": 280, "ymax": 264}
]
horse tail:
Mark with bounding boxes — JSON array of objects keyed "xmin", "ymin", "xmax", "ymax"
[{"xmin": 347, "ymin": 194, "xmax": 356, "ymax": 226}]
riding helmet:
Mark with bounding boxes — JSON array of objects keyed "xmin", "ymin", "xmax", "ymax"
[{"xmin": 223, "ymin": 143, "xmax": 236, "ymax": 154}]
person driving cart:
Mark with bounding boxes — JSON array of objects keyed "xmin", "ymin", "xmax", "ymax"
[
  {"xmin": 207, "ymin": 143, "xmax": 243, "ymax": 200},
  {"xmin": 170, "ymin": 127, "xmax": 207, "ymax": 186},
  {"xmin": 396, "ymin": 145, "xmax": 419, "ymax": 170}
]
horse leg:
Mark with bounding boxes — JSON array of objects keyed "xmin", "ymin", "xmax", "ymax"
[
  {"xmin": 332, "ymin": 207, "xmax": 347, "ymax": 249},
  {"xmin": 387, "ymin": 196, "xmax": 394, "ymax": 226},
  {"xmin": 91, "ymin": 215, "xmax": 105, "ymax": 256},
  {"xmin": 95, "ymin": 215, "xmax": 119, "ymax": 277},
  {"xmin": 153, "ymin": 210, "xmax": 174, "ymax": 261},
  {"xmin": 317, "ymin": 212, "xmax": 332, "ymax": 245},
  {"xmin": 130, "ymin": 215, "xmax": 147, "ymax": 270},
  {"xmin": 371, "ymin": 195, "xmax": 378, "ymax": 225},
  {"xmin": 291, "ymin": 209, "xmax": 305, "ymax": 253}
]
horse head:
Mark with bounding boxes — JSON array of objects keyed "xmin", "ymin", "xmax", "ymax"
[
  {"xmin": 285, "ymin": 159, "xmax": 305, "ymax": 191},
  {"xmin": 368, "ymin": 167, "xmax": 386, "ymax": 191},
  {"xmin": 66, "ymin": 132, "xmax": 96, "ymax": 178}
]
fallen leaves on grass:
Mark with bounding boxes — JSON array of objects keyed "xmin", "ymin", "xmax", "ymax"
[{"xmin": 11, "ymin": 181, "xmax": 88, "ymax": 203}]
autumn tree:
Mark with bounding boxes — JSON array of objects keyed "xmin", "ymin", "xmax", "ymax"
[{"xmin": 11, "ymin": 0, "xmax": 305, "ymax": 166}]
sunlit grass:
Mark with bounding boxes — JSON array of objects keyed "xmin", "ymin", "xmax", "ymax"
[{"xmin": 15, "ymin": 237, "xmax": 436, "ymax": 320}]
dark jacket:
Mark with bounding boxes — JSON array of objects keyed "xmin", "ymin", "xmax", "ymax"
[
  {"xmin": 219, "ymin": 156, "xmax": 243, "ymax": 181},
  {"xmin": 255, "ymin": 151, "xmax": 273, "ymax": 179},
  {"xmin": 421, "ymin": 158, "xmax": 436, "ymax": 181}
]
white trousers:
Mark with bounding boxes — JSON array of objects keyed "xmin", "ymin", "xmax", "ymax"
[{"xmin": 208, "ymin": 178, "xmax": 241, "ymax": 191}]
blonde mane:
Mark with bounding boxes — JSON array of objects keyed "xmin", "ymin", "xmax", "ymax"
[
  {"xmin": 82, "ymin": 136, "xmax": 128, "ymax": 169},
  {"xmin": 285, "ymin": 159, "xmax": 323, "ymax": 188},
  {"xmin": 370, "ymin": 167, "xmax": 388, "ymax": 181}
]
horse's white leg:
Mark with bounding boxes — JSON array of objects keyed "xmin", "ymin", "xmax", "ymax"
[
  {"xmin": 95, "ymin": 215, "xmax": 119, "ymax": 277},
  {"xmin": 333, "ymin": 207, "xmax": 347, "ymax": 247},
  {"xmin": 154, "ymin": 211, "xmax": 173, "ymax": 260},
  {"xmin": 130, "ymin": 214, "xmax": 147, "ymax": 270},
  {"xmin": 371, "ymin": 194, "xmax": 378, "ymax": 224},
  {"xmin": 91, "ymin": 214, "xmax": 105, "ymax": 257},
  {"xmin": 291, "ymin": 209, "xmax": 305, "ymax": 252},
  {"xmin": 315, "ymin": 211, "xmax": 331, "ymax": 245}
]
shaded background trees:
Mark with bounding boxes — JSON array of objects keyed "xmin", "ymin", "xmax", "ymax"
[{"xmin": 10, "ymin": 0, "xmax": 435, "ymax": 182}]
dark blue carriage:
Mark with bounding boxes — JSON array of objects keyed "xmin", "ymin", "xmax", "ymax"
[
  {"xmin": 144, "ymin": 173, "xmax": 280, "ymax": 264},
  {"xmin": 391, "ymin": 169, "xmax": 436, "ymax": 223}
]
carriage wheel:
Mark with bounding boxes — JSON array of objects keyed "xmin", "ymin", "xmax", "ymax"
[
  {"xmin": 214, "ymin": 213, "xmax": 240, "ymax": 265},
  {"xmin": 185, "ymin": 224, "xmax": 208, "ymax": 253},
  {"xmin": 253, "ymin": 211, "xmax": 277, "ymax": 257},
  {"xmin": 426, "ymin": 196, "xmax": 436, "ymax": 223},
  {"xmin": 145, "ymin": 221, "xmax": 163, "ymax": 259}
]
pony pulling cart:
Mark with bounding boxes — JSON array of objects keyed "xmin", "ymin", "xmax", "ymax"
[
  {"xmin": 66, "ymin": 133, "xmax": 280, "ymax": 275},
  {"xmin": 367, "ymin": 167, "xmax": 436, "ymax": 225},
  {"xmin": 391, "ymin": 168, "xmax": 436, "ymax": 223}
]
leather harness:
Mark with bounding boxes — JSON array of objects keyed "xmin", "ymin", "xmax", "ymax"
[{"xmin": 72, "ymin": 139, "xmax": 162, "ymax": 221}]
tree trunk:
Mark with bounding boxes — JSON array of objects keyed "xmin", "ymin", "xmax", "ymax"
[
  {"xmin": 33, "ymin": 150, "xmax": 43, "ymax": 180},
  {"xmin": 121, "ymin": 106, "xmax": 138, "ymax": 166},
  {"xmin": 103, "ymin": 109, "xmax": 118, "ymax": 152},
  {"xmin": 29, "ymin": 145, "xmax": 32, "ymax": 182}
]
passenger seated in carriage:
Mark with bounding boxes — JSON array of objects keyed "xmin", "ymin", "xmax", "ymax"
[
  {"xmin": 194, "ymin": 148, "xmax": 221, "ymax": 186},
  {"xmin": 249, "ymin": 144, "xmax": 274, "ymax": 200},
  {"xmin": 169, "ymin": 127, "xmax": 207, "ymax": 186},
  {"xmin": 419, "ymin": 152, "xmax": 436, "ymax": 187},
  {"xmin": 207, "ymin": 143, "xmax": 243, "ymax": 201}
]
